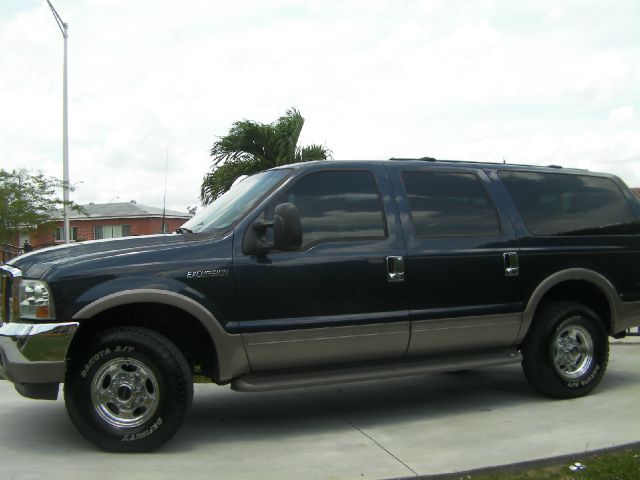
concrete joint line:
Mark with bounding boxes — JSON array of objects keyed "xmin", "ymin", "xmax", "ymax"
[{"xmin": 305, "ymin": 387, "xmax": 418, "ymax": 476}]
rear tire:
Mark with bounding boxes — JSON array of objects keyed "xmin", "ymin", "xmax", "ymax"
[
  {"xmin": 64, "ymin": 327, "xmax": 193, "ymax": 452},
  {"xmin": 522, "ymin": 302, "xmax": 608, "ymax": 399}
]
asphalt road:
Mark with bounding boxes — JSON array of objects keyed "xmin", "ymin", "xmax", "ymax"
[{"xmin": 0, "ymin": 340, "xmax": 638, "ymax": 480}]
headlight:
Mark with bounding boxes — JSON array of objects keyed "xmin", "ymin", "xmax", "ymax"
[{"xmin": 18, "ymin": 279, "xmax": 55, "ymax": 320}]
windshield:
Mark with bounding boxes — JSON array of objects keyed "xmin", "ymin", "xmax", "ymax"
[{"xmin": 180, "ymin": 169, "xmax": 291, "ymax": 233}]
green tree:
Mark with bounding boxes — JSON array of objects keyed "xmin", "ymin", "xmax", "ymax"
[
  {"xmin": 200, "ymin": 108, "xmax": 331, "ymax": 204},
  {"xmin": 0, "ymin": 168, "xmax": 84, "ymax": 243}
]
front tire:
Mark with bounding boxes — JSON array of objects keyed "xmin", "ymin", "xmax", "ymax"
[
  {"xmin": 64, "ymin": 327, "xmax": 193, "ymax": 452},
  {"xmin": 522, "ymin": 302, "xmax": 609, "ymax": 399}
]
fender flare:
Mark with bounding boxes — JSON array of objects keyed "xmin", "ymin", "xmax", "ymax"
[
  {"xmin": 72, "ymin": 289, "xmax": 250, "ymax": 382},
  {"xmin": 517, "ymin": 268, "xmax": 621, "ymax": 343}
]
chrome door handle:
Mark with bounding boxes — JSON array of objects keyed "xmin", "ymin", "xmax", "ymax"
[
  {"xmin": 386, "ymin": 256, "xmax": 405, "ymax": 283},
  {"xmin": 503, "ymin": 252, "xmax": 519, "ymax": 277}
]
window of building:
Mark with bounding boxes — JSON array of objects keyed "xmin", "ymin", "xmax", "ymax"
[
  {"xmin": 498, "ymin": 171, "xmax": 640, "ymax": 236},
  {"xmin": 268, "ymin": 170, "xmax": 386, "ymax": 247},
  {"xmin": 402, "ymin": 171, "xmax": 501, "ymax": 237},
  {"xmin": 94, "ymin": 224, "xmax": 132, "ymax": 240},
  {"xmin": 55, "ymin": 226, "xmax": 78, "ymax": 241}
]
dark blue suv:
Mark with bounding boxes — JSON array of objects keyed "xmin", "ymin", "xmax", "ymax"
[{"xmin": 2, "ymin": 158, "xmax": 640, "ymax": 451}]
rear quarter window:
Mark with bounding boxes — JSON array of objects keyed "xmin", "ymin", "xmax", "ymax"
[{"xmin": 498, "ymin": 171, "xmax": 640, "ymax": 236}]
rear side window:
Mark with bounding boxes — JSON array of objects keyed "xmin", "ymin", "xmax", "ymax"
[
  {"xmin": 498, "ymin": 171, "xmax": 640, "ymax": 236},
  {"xmin": 271, "ymin": 170, "xmax": 386, "ymax": 246},
  {"xmin": 402, "ymin": 171, "xmax": 501, "ymax": 237}
]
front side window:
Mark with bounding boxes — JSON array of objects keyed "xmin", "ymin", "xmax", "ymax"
[
  {"xmin": 269, "ymin": 170, "xmax": 386, "ymax": 247},
  {"xmin": 402, "ymin": 171, "xmax": 501, "ymax": 237},
  {"xmin": 499, "ymin": 171, "xmax": 640, "ymax": 236}
]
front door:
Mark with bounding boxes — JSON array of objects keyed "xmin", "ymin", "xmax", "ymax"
[{"xmin": 234, "ymin": 167, "xmax": 410, "ymax": 371}]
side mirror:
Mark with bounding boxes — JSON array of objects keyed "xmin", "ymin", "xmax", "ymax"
[
  {"xmin": 273, "ymin": 202, "xmax": 302, "ymax": 251},
  {"xmin": 242, "ymin": 202, "xmax": 302, "ymax": 254}
]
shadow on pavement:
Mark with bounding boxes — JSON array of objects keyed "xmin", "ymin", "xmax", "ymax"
[
  {"xmin": 1, "ymin": 354, "xmax": 635, "ymax": 455},
  {"xmin": 171, "ymin": 363, "xmax": 632, "ymax": 452}
]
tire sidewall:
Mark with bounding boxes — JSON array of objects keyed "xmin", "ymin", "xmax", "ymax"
[
  {"xmin": 544, "ymin": 307, "xmax": 607, "ymax": 395},
  {"xmin": 65, "ymin": 331, "xmax": 185, "ymax": 451}
]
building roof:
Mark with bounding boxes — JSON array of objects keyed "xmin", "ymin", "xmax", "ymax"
[{"xmin": 56, "ymin": 201, "xmax": 191, "ymax": 221}]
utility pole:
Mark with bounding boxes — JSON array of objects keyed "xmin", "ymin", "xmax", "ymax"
[
  {"xmin": 47, "ymin": 0, "xmax": 71, "ymax": 243},
  {"xmin": 161, "ymin": 150, "xmax": 168, "ymax": 234}
]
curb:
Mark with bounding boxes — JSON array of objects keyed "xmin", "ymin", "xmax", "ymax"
[{"xmin": 389, "ymin": 441, "xmax": 640, "ymax": 480}]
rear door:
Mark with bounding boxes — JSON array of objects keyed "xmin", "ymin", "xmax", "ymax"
[
  {"xmin": 234, "ymin": 165, "xmax": 410, "ymax": 371},
  {"xmin": 390, "ymin": 165, "xmax": 524, "ymax": 355}
]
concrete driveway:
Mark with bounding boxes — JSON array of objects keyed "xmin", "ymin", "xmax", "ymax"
[{"xmin": 0, "ymin": 340, "xmax": 638, "ymax": 480}]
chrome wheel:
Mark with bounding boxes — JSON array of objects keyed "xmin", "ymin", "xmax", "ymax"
[
  {"xmin": 90, "ymin": 358, "xmax": 160, "ymax": 429},
  {"xmin": 552, "ymin": 321, "xmax": 594, "ymax": 380}
]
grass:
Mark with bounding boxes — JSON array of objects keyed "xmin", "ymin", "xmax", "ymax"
[{"xmin": 452, "ymin": 447, "xmax": 640, "ymax": 480}]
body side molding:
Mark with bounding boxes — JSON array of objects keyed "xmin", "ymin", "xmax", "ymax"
[{"xmin": 72, "ymin": 289, "xmax": 250, "ymax": 381}]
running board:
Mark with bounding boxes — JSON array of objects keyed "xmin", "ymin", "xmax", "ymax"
[{"xmin": 231, "ymin": 348, "xmax": 522, "ymax": 392}]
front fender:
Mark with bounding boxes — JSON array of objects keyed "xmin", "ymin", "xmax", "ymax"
[{"xmin": 72, "ymin": 289, "xmax": 249, "ymax": 382}]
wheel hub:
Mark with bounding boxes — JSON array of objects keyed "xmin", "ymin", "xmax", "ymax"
[
  {"xmin": 552, "ymin": 322, "xmax": 594, "ymax": 380},
  {"xmin": 557, "ymin": 337, "xmax": 581, "ymax": 362},
  {"xmin": 90, "ymin": 358, "xmax": 160, "ymax": 429},
  {"xmin": 116, "ymin": 384, "xmax": 132, "ymax": 402}
]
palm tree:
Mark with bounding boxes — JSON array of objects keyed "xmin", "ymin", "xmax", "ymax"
[{"xmin": 200, "ymin": 108, "xmax": 331, "ymax": 204}]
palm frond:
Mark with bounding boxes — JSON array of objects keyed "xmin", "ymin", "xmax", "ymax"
[
  {"xmin": 200, "ymin": 156, "xmax": 264, "ymax": 204},
  {"xmin": 210, "ymin": 120, "xmax": 277, "ymax": 168},
  {"xmin": 295, "ymin": 144, "xmax": 332, "ymax": 163},
  {"xmin": 201, "ymin": 108, "xmax": 330, "ymax": 204},
  {"xmin": 273, "ymin": 108, "xmax": 304, "ymax": 166}
]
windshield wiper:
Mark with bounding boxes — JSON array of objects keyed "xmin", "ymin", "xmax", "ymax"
[{"xmin": 175, "ymin": 227, "xmax": 194, "ymax": 234}]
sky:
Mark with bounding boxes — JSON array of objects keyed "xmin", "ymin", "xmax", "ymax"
[{"xmin": 0, "ymin": 0, "xmax": 639, "ymax": 213}]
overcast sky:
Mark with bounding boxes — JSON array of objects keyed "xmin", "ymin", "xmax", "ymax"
[{"xmin": 1, "ymin": 0, "xmax": 639, "ymax": 213}]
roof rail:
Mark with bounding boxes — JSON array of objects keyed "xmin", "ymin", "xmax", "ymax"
[
  {"xmin": 389, "ymin": 157, "xmax": 436, "ymax": 161},
  {"xmin": 387, "ymin": 158, "xmax": 578, "ymax": 171}
]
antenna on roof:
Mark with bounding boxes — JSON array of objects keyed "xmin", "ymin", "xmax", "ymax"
[{"xmin": 161, "ymin": 149, "xmax": 168, "ymax": 234}]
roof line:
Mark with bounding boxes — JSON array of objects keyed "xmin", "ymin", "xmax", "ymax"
[{"xmin": 50, "ymin": 215, "xmax": 191, "ymax": 221}]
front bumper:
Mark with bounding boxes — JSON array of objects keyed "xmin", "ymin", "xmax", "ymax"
[{"xmin": 0, "ymin": 322, "xmax": 78, "ymax": 398}]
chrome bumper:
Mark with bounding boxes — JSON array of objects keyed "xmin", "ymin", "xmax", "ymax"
[{"xmin": 0, "ymin": 322, "xmax": 78, "ymax": 385}]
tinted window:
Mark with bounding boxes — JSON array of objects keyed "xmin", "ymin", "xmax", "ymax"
[
  {"xmin": 272, "ymin": 171, "xmax": 386, "ymax": 246},
  {"xmin": 498, "ymin": 171, "xmax": 640, "ymax": 236},
  {"xmin": 183, "ymin": 169, "xmax": 291, "ymax": 233},
  {"xmin": 402, "ymin": 172, "xmax": 500, "ymax": 237}
]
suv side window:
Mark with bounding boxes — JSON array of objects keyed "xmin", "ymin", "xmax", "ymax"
[
  {"xmin": 498, "ymin": 171, "xmax": 640, "ymax": 236},
  {"xmin": 270, "ymin": 170, "xmax": 386, "ymax": 247},
  {"xmin": 402, "ymin": 171, "xmax": 501, "ymax": 237}
]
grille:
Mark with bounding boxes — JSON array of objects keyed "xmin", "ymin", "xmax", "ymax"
[
  {"xmin": 0, "ymin": 266, "xmax": 20, "ymax": 325},
  {"xmin": 0, "ymin": 270, "xmax": 8, "ymax": 324}
]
